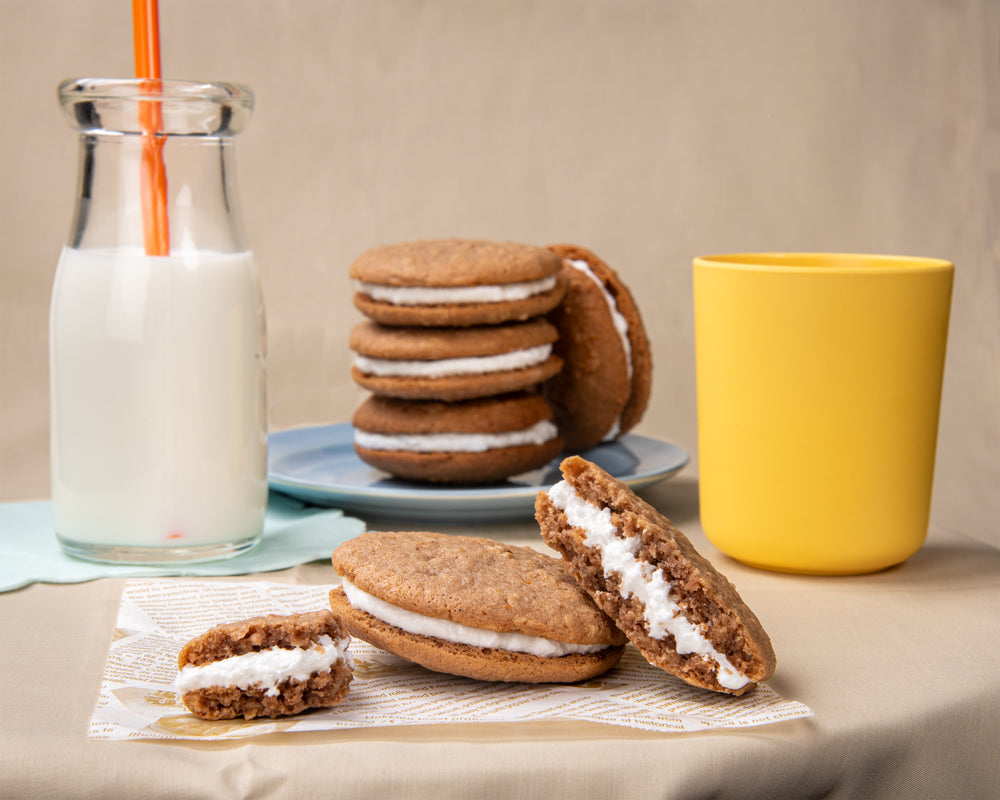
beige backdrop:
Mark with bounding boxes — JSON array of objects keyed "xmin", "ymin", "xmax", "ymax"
[{"xmin": 2, "ymin": 0, "xmax": 998, "ymax": 548}]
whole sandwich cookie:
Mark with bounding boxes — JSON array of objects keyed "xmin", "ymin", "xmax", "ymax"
[
  {"xmin": 175, "ymin": 611, "xmax": 353, "ymax": 720},
  {"xmin": 352, "ymin": 392, "xmax": 563, "ymax": 484},
  {"xmin": 350, "ymin": 238, "xmax": 566, "ymax": 327},
  {"xmin": 543, "ymin": 244, "xmax": 652, "ymax": 450},
  {"xmin": 535, "ymin": 456, "xmax": 776, "ymax": 695},
  {"xmin": 349, "ymin": 318, "xmax": 563, "ymax": 401},
  {"xmin": 329, "ymin": 531, "xmax": 627, "ymax": 683}
]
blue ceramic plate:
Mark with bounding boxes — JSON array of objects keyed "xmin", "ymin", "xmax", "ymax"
[{"xmin": 268, "ymin": 423, "xmax": 689, "ymax": 523}]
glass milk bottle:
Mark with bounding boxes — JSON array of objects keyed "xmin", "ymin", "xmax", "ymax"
[{"xmin": 50, "ymin": 79, "xmax": 267, "ymax": 563}]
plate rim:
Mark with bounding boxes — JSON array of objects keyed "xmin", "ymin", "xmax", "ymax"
[{"xmin": 267, "ymin": 422, "xmax": 689, "ymax": 508}]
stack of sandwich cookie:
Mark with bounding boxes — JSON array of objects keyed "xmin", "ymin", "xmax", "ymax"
[
  {"xmin": 175, "ymin": 611, "xmax": 353, "ymax": 720},
  {"xmin": 543, "ymin": 244, "xmax": 652, "ymax": 450},
  {"xmin": 329, "ymin": 530, "xmax": 627, "ymax": 683},
  {"xmin": 348, "ymin": 238, "xmax": 566, "ymax": 483},
  {"xmin": 535, "ymin": 456, "xmax": 776, "ymax": 695}
]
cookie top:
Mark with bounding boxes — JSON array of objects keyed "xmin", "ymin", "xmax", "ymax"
[
  {"xmin": 332, "ymin": 530, "xmax": 626, "ymax": 646},
  {"xmin": 535, "ymin": 456, "xmax": 776, "ymax": 695},
  {"xmin": 177, "ymin": 610, "xmax": 348, "ymax": 668},
  {"xmin": 543, "ymin": 245, "xmax": 652, "ymax": 450},
  {"xmin": 350, "ymin": 239, "xmax": 563, "ymax": 287},
  {"xmin": 351, "ymin": 239, "xmax": 566, "ymax": 326}
]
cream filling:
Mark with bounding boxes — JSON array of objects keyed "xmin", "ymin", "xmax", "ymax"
[
  {"xmin": 355, "ymin": 276, "xmax": 557, "ymax": 306},
  {"xmin": 175, "ymin": 635, "xmax": 353, "ymax": 697},
  {"xmin": 341, "ymin": 579, "xmax": 608, "ymax": 658},
  {"xmin": 353, "ymin": 419, "xmax": 558, "ymax": 453},
  {"xmin": 566, "ymin": 258, "xmax": 632, "ymax": 441},
  {"xmin": 546, "ymin": 480, "xmax": 751, "ymax": 690},
  {"xmin": 353, "ymin": 344, "xmax": 552, "ymax": 378}
]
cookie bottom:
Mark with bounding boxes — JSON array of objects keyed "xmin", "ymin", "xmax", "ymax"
[
  {"xmin": 181, "ymin": 666, "xmax": 353, "ymax": 720},
  {"xmin": 329, "ymin": 587, "xmax": 623, "ymax": 683},
  {"xmin": 354, "ymin": 438, "xmax": 563, "ymax": 484}
]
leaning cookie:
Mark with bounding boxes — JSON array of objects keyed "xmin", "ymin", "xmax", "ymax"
[
  {"xmin": 175, "ymin": 611, "xmax": 353, "ymax": 720},
  {"xmin": 543, "ymin": 244, "xmax": 652, "ymax": 450},
  {"xmin": 350, "ymin": 238, "xmax": 566, "ymax": 327},
  {"xmin": 352, "ymin": 392, "xmax": 563, "ymax": 484},
  {"xmin": 329, "ymin": 531, "xmax": 627, "ymax": 683},
  {"xmin": 349, "ymin": 318, "xmax": 563, "ymax": 401},
  {"xmin": 535, "ymin": 456, "xmax": 776, "ymax": 695}
]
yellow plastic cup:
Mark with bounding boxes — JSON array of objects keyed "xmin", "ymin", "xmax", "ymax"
[{"xmin": 693, "ymin": 253, "xmax": 954, "ymax": 575}]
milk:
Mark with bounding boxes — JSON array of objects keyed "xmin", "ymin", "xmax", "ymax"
[{"xmin": 50, "ymin": 246, "xmax": 267, "ymax": 551}]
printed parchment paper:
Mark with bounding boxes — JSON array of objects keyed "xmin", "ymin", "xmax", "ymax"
[{"xmin": 89, "ymin": 580, "xmax": 813, "ymax": 741}]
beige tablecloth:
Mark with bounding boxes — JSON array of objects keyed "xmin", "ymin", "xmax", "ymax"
[{"xmin": 3, "ymin": 477, "xmax": 998, "ymax": 799}]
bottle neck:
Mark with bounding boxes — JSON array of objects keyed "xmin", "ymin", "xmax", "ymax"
[{"xmin": 68, "ymin": 131, "xmax": 249, "ymax": 255}]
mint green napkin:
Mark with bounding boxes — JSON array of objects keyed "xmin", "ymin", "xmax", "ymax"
[{"xmin": 0, "ymin": 493, "xmax": 365, "ymax": 593}]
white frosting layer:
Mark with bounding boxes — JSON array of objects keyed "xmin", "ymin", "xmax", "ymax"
[
  {"xmin": 566, "ymin": 258, "xmax": 632, "ymax": 441},
  {"xmin": 175, "ymin": 635, "xmax": 353, "ymax": 697},
  {"xmin": 546, "ymin": 480, "xmax": 750, "ymax": 691},
  {"xmin": 341, "ymin": 579, "xmax": 608, "ymax": 657},
  {"xmin": 355, "ymin": 276, "xmax": 557, "ymax": 306},
  {"xmin": 353, "ymin": 419, "xmax": 558, "ymax": 453},
  {"xmin": 354, "ymin": 344, "xmax": 552, "ymax": 378}
]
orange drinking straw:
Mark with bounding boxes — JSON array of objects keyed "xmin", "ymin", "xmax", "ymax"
[{"xmin": 132, "ymin": 0, "xmax": 169, "ymax": 255}]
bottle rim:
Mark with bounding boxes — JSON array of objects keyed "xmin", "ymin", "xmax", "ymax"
[
  {"xmin": 57, "ymin": 78, "xmax": 254, "ymax": 137},
  {"xmin": 58, "ymin": 77, "xmax": 253, "ymax": 107}
]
